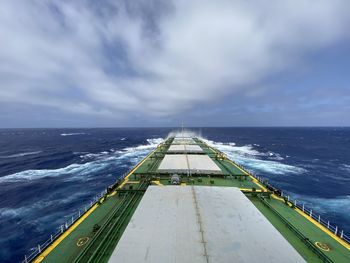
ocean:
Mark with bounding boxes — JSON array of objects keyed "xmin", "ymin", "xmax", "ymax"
[{"xmin": 0, "ymin": 127, "xmax": 349, "ymax": 262}]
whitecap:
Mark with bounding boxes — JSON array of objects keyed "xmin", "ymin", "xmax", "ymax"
[
  {"xmin": 203, "ymin": 139, "xmax": 264, "ymax": 157},
  {"xmin": 291, "ymin": 194, "xmax": 350, "ymax": 215},
  {"xmin": 0, "ymin": 151, "xmax": 42, "ymax": 159},
  {"xmin": 0, "ymin": 138, "xmax": 164, "ymax": 183},
  {"xmin": 60, "ymin": 133, "xmax": 86, "ymax": 136},
  {"xmin": 202, "ymin": 138, "xmax": 305, "ymax": 175},
  {"xmin": 237, "ymin": 158, "xmax": 306, "ymax": 175},
  {"xmin": 167, "ymin": 130, "xmax": 199, "ymax": 138},
  {"xmin": 73, "ymin": 151, "xmax": 89, "ymax": 155},
  {"xmin": 268, "ymin": 156, "xmax": 285, "ymax": 161},
  {"xmin": 0, "ymin": 192, "xmax": 89, "ymax": 219},
  {"xmin": 340, "ymin": 164, "xmax": 350, "ymax": 173}
]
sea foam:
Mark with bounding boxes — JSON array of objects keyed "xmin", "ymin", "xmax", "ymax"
[
  {"xmin": 0, "ymin": 151, "xmax": 42, "ymax": 159},
  {"xmin": 60, "ymin": 133, "xmax": 86, "ymax": 136},
  {"xmin": 0, "ymin": 138, "xmax": 163, "ymax": 183},
  {"xmin": 202, "ymin": 138, "xmax": 306, "ymax": 175}
]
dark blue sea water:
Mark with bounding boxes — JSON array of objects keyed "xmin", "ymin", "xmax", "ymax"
[{"xmin": 0, "ymin": 127, "xmax": 349, "ymax": 262}]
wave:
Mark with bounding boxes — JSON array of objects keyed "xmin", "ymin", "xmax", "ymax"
[
  {"xmin": 0, "ymin": 136, "xmax": 301, "ymax": 182},
  {"xmin": 73, "ymin": 151, "xmax": 89, "ymax": 155},
  {"xmin": 79, "ymin": 151, "xmax": 111, "ymax": 160},
  {"xmin": 340, "ymin": 164, "xmax": 350, "ymax": 173},
  {"xmin": 0, "ymin": 138, "xmax": 163, "ymax": 183},
  {"xmin": 202, "ymin": 138, "xmax": 306, "ymax": 175},
  {"xmin": 78, "ymin": 138, "xmax": 163, "ymax": 161},
  {"xmin": 0, "ymin": 192, "xmax": 88, "ymax": 220},
  {"xmin": 0, "ymin": 151, "xmax": 42, "ymax": 159},
  {"xmin": 167, "ymin": 130, "xmax": 199, "ymax": 138},
  {"xmin": 60, "ymin": 133, "xmax": 86, "ymax": 136},
  {"xmin": 291, "ymin": 194, "xmax": 350, "ymax": 215}
]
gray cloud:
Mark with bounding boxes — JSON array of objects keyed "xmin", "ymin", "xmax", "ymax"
[{"xmin": 0, "ymin": 0, "xmax": 349, "ymax": 124}]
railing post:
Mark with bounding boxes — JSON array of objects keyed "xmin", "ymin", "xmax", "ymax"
[
  {"xmin": 318, "ymin": 215, "xmax": 321, "ymax": 223},
  {"xmin": 61, "ymin": 225, "xmax": 64, "ymax": 233},
  {"xmin": 71, "ymin": 216, "xmax": 74, "ymax": 224},
  {"xmin": 24, "ymin": 255, "xmax": 28, "ymax": 263},
  {"xmin": 50, "ymin": 234, "xmax": 53, "ymax": 242},
  {"xmin": 79, "ymin": 210, "xmax": 81, "ymax": 217},
  {"xmin": 327, "ymin": 221, "xmax": 330, "ymax": 229},
  {"xmin": 287, "ymin": 196, "xmax": 290, "ymax": 202},
  {"xmin": 294, "ymin": 200, "xmax": 297, "ymax": 206},
  {"xmin": 302, "ymin": 204, "xmax": 305, "ymax": 212},
  {"xmin": 335, "ymin": 226, "xmax": 338, "ymax": 235},
  {"xmin": 341, "ymin": 230, "xmax": 344, "ymax": 238},
  {"xmin": 38, "ymin": 244, "xmax": 41, "ymax": 253},
  {"xmin": 310, "ymin": 210, "xmax": 312, "ymax": 218},
  {"xmin": 65, "ymin": 222, "xmax": 68, "ymax": 229}
]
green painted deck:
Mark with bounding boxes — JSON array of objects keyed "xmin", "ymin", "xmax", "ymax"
[
  {"xmin": 41, "ymin": 195, "xmax": 125, "ymax": 262},
  {"xmin": 32, "ymin": 137, "xmax": 350, "ymax": 263},
  {"xmin": 249, "ymin": 195, "xmax": 350, "ymax": 262}
]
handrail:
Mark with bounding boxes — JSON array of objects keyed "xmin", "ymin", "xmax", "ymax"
[
  {"xmin": 23, "ymin": 139, "xmax": 350, "ymax": 262},
  {"xmin": 199, "ymin": 138, "xmax": 350, "ymax": 246},
  {"xmin": 242, "ymin": 163, "xmax": 350, "ymax": 245},
  {"xmin": 259, "ymin": 196, "xmax": 334, "ymax": 263},
  {"xmin": 22, "ymin": 140, "xmax": 163, "ymax": 263},
  {"xmin": 22, "ymin": 167, "xmax": 136, "ymax": 263}
]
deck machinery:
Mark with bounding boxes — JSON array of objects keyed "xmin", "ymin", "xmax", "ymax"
[{"xmin": 28, "ymin": 136, "xmax": 350, "ymax": 263}]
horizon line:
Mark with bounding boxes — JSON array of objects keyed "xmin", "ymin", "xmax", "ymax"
[{"xmin": 0, "ymin": 126, "xmax": 349, "ymax": 129}]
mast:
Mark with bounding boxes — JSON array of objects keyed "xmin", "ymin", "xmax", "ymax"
[{"xmin": 181, "ymin": 121, "xmax": 184, "ymax": 139}]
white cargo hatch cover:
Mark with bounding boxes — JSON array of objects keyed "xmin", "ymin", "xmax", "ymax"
[
  {"xmin": 109, "ymin": 186, "xmax": 305, "ymax": 263},
  {"xmin": 157, "ymin": 154, "xmax": 222, "ymax": 174},
  {"xmin": 167, "ymin": 144, "xmax": 203, "ymax": 153}
]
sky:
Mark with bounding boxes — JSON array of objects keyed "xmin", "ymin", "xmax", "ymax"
[{"xmin": 0, "ymin": 0, "xmax": 349, "ymax": 128}]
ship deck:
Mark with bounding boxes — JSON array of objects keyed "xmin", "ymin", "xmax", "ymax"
[
  {"xmin": 30, "ymin": 137, "xmax": 350, "ymax": 263},
  {"xmin": 109, "ymin": 186, "xmax": 305, "ymax": 263}
]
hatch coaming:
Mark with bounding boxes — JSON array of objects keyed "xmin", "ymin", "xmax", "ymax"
[
  {"xmin": 109, "ymin": 186, "xmax": 305, "ymax": 263},
  {"xmin": 27, "ymin": 136, "xmax": 350, "ymax": 263}
]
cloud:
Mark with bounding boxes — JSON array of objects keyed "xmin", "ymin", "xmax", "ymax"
[{"xmin": 0, "ymin": 0, "xmax": 349, "ymax": 121}]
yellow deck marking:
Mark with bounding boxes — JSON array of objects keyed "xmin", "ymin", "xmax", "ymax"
[
  {"xmin": 180, "ymin": 183, "xmax": 187, "ymax": 186},
  {"xmin": 315, "ymin": 242, "xmax": 331, "ymax": 252},
  {"xmin": 206, "ymin": 143, "xmax": 267, "ymax": 191},
  {"xmin": 37, "ymin": 140, "xmax": 350, "ymax": 260},
  {"xmin": 151, "ymin": 180, "xmax": 164, "ymax": 186},
  {"xmin": 117, "ymin": 147, "xmax": 158, "ymax": 189},
  {"xmin": 107, "ymin": 191, "xmax": 117, "ymax": 197},
  {"xmin": 239, "ymin": 188, "xmax": 263, "ymax": 192},
  {"xmin": 271, "ymin": 194, "xmax": 286, "ymax": 202},
  {"xmin": 76, "ymin": 237, "xmax": 89, "ymax": 247},
  {"xmin": 295, "ymin": 208, "xmax": 350, "ymax": 250},
  {"xmin": 35, "ymin": 146, "xmax": 159, "ymax": 261},
  {"xmin": 124, "ymin": 181, "xmax": 140, "ymax": 184},
  {"xmin": 33, "ymin": 203, "xmax": 99, "ymax": 262},
  {"xmin": 226, "ymin": 158, "xmax": 267, "ymax": 191},
  {"xmin": 202, "ymin": 139, "xmax": 350, "ymax": 251}
]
